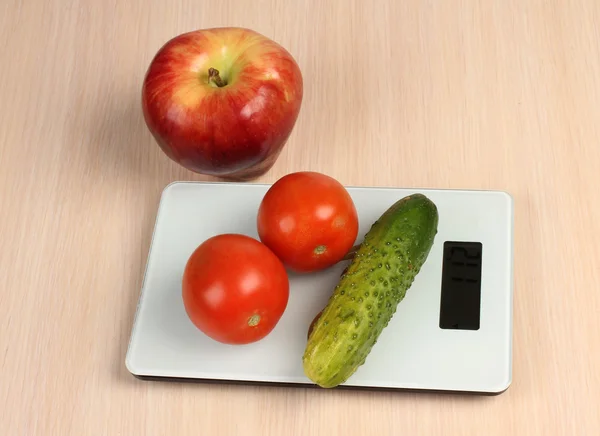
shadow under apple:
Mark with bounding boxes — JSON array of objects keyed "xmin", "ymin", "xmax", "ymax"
[{"xmin": 84, "ymin": 86, "xmax": 212, "ymax": 185}]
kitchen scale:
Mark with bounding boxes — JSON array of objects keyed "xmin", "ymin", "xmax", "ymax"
[{"xmin": 126, "ymin": 181, "xmax": 514, "ymax": 395}]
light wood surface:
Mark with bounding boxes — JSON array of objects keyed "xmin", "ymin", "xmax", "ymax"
[{"xmin": 2, "ymin": 0, "xmax": 599, "ymax": 434}]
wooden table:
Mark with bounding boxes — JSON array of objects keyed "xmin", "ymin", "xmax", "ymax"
[{"xmin": 2, "ymin": 0, "xmax": 599, "ymax": 434}]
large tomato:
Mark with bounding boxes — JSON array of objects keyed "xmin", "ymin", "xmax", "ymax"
[
  {"xmin": 257, "ymin": 171, "xmax": 359, "ymax": 272},
  {"xmin": 182, "ymin": 234, "xmax": 289, "ymax": 345}
]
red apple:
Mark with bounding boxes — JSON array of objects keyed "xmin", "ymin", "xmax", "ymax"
[{"xmin": 141, "ymin": 27, "xmax": 303, "ymax": 180}]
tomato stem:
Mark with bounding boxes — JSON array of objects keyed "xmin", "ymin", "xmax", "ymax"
[
  {"xmin": 314, "ymin": 245, "xmax": 327, "ymax": 255},
  {"xmin": 247, "ymin": 314, "xmax": 261, "ymax": 327}
]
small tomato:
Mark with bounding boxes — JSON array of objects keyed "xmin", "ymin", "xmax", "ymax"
[
  {"xmin": 257, "ymin": 172, "xmax": 359, "ymax": 272},
  {"xmin": 182, "ymin": 234, "xmax": 289, "ymax": 345}
]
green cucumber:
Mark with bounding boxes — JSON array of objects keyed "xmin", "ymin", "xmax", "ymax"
[{"xmin": 302, "ymin": 193, "xmax": 439, "ymax": 388}]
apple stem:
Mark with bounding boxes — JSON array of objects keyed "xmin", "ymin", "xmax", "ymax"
[{"xmin": 208, "ymin": 68, "xmax": 227, "ymax": 87}]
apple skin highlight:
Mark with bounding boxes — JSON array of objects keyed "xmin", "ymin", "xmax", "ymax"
[{"xmin": 142, "ymin": 27, "xmax": 304, "ymax": 180}]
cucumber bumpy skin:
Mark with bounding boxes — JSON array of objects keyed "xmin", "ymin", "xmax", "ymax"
[{"xmin": 302, "ymin": 193, "xmax": 439, "ymax": 388}]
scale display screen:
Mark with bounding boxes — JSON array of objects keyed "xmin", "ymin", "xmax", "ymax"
[{"xmin": 439, "ymin": 241, "xmax": 483, "ymax": 330}]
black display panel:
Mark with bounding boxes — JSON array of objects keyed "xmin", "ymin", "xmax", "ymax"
[{"xmin": 439, "ymin": 241, "xmax": 483, "ymax": 330}]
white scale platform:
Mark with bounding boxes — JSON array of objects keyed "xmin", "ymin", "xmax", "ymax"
[{"xmin": 126, "ymin": 181, "xmax": 514, "ymax": 395}]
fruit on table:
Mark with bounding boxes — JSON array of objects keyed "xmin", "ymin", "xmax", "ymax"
[
  {"xmin": 182, "ymin": 234, "xmax": 289, "ymax": 345},
  {"xmin": 257, "ymin": 172, "xmax": 359, "ymax": 273},
  {"xmin": 142, "ymin": 27, "xmax": 303, "ymax": 180},
  {"xmin": 302, "ymin": 194, "xmax": 439, "ymax": 388}
]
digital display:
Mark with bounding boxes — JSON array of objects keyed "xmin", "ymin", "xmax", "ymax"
[{"xmin": 439, "ymin": 241, "xmax": 483, "ymax": 330}]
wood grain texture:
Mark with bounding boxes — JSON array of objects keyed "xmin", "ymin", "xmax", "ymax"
[{"xmin": 1, "ymin": 0, "xmax": 599, "ymax": 434}]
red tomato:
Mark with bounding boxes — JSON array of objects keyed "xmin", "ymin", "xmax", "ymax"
[
  {"xmin": 182, "ymin": 234, "xmax": 289, "ymax": 345},
  {"xmin": 257, "ymin": 171, "xmax": 359, "ymax": 272}
]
